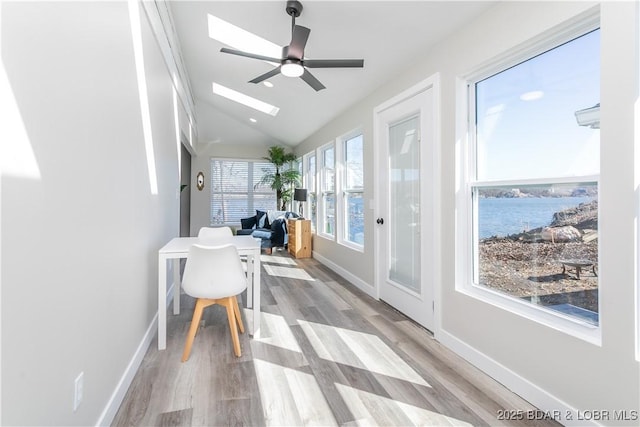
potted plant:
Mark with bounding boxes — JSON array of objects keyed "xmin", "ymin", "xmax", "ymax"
[{"xmin": 257, "ymin": 145, "xmax": 301, "ymax": 211}]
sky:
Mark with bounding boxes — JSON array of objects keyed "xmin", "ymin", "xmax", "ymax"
[{"xmin": 475, "ymin": 29, "xmax": 600, "ymax": 182}]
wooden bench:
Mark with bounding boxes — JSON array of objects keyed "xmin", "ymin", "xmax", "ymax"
[{"xmin": 560, "ymin": 259, "xmax": 597, "ymax": 279}]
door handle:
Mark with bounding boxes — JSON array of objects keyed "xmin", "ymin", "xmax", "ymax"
[{"xmin": 376, "ymin": 218, "xmax": 384, "ymax": 225}]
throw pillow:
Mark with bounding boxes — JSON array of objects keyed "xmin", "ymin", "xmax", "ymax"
[
  {"xmin": 256, "ymin": 210, "xmax": 268, "ymax": 228},
  {"xmin": 241, "ymin": 216, "xmax": 257, "ymax": 230}
]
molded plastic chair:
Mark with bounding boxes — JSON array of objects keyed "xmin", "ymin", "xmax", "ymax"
[
  {"xmin": 197, "ymin": 225, "xmax": 249, "ymax": 285},
  {"xmin": 197, "ymin": 226, "xmax": 233, "ymax": 238},
  {"xmin": 181, "ymin": 244, "xmax": 247, "ymax": 361}
]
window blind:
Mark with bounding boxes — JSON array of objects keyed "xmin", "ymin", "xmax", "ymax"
[{"xmin": 210, "ymin": 159, "xmax": 276, "ymax": 224}]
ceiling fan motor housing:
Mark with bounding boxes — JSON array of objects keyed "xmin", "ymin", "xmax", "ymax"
[{"xmin": 286, "ymin": 1, "xmax": 303, "ymax": 18}]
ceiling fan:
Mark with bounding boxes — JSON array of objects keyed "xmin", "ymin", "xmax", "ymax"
[{"xmin": 220, "ymin": 0, "xmax": 364, "ymax": 91}]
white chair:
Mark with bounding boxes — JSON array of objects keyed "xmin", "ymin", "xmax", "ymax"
[
  {"xmin": 197, "ymin": 225, "xmax": 250, "ymax": 289},
  {"xmin": 181, "ymin": 244, "xmax": 247, "ymax": 361},
  {"xmin": 197, "ymin": 226, "xmax": 233, "ymax": 238}
]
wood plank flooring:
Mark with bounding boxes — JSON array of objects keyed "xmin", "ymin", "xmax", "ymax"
[{"xmin": 112, "ymin": 250, "xmax": 559, "ymax": 426}]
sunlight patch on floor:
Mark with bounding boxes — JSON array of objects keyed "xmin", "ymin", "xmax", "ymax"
[
  {"xmin": 264, "ymin": 264, "xmax": 315, "ymax": 281},
  {"xmin": 248, "ymin": 310, "xmax": 303, "ymax": 353},
  {"xmin": 298, "ymin": 320, "xmax": 430, "ymax": 388},
  {"xmin": 335, "ymin": 383, "xmax": 471, "ymax": 426},
  {"xmin": 254, "ymin": 359, "xmax": 337, "ymax": 426},
  {"xmin": 261, "ymin": 256, "xmax": 297, "ymax": 266}
]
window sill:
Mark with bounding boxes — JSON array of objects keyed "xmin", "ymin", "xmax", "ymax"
[
  {"xmin": 338, "ymin": 240, "xmax": 365, "ymax": 253},
  {"xmin": 316, "ymin": 232, "xmax": 335, "ymax": 242},
  {"xmin": 456, "ymin": 284, "xmax": 601, "ymax": 346}
]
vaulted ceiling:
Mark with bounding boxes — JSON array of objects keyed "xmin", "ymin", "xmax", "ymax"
[{"xmin": 170, "ymin": 1, "xmax": 495, "ymax": 147}]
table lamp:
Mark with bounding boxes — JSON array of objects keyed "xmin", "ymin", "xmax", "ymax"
[{"xmin": 293, "ymin": 188, "xmax": 307, "ymax": 219}]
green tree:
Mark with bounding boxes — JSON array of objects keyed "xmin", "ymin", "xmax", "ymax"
[{"xmin": 257, "ymin": 146, "xmax": 301, "ymax": 211}]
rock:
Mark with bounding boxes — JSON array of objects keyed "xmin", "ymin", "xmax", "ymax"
[
  {"xmin": 541, "ymin": 226, "xmax": 581, "ymax": 242},
  {"xmin": 550, "ymin": 200, "xmax": 598, "ymax": 230}
]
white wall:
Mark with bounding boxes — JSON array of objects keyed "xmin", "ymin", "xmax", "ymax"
[
  {"xmin": 1, "ymin": 1, "xmax": 191, "ymax": 424},
  {"xmin": 297, "ymin": 1, "xmax": 639, "ymax": 424},
  {"xmin": 296, "ymin": 108, "xmax": 376, "ymax": 292}
]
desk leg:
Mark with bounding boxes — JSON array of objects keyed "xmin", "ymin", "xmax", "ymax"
[
  {"xmin": 253, "ymin": 249, "xmax": 261, "ymax": 339},
  {"xmin": 246, "ymin": 255, "xmax": 254, "ymax": 309},
  {"xmin": 158, "ymin": 255, "xmax": 167, "ymax": 350},
  {"xmin": 173, "ymin": 258, "xmax": 181, "ymax": 315}
]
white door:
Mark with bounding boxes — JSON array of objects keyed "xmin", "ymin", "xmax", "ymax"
[{"xmin": 374, "ymin": 79, "xmax": 438, "ymax": 332}]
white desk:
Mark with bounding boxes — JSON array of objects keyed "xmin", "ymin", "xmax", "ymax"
[{"xmin": 157, "ymin": 235, "xmax": 261, "ymax": 350}]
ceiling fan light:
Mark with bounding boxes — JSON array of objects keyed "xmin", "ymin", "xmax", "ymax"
[{"xmin": 281, "ymin": 62, "xmax": 304, "ymax": 78}]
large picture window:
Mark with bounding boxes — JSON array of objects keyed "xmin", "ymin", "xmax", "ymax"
[
  {"xmin": 210, "ymin": 158, "xmax": 276, "ymax": 224},
  {"xmin": 462, "ymin": 28, "xmax": 600, "ymax": 328}
]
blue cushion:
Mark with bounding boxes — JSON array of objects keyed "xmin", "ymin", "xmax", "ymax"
[{"xmin": 251, "ymin": 230, "xmax": 272, "ymax": 240}]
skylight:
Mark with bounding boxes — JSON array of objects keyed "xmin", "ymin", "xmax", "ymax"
[
  {"xmin": 212, "ymin": 83, "xmax": 280, "ymax": 116},
  {"xmin": 207, "ymin": 14, "xmax": 281, "ymax": 59}
]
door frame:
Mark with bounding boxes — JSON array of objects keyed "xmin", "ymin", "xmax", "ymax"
[
  {"xmin": 179, "ymin": 141, "xmax": 192, "ymax": 237},
  {"xmin": 372, "ymin": 73, "xmax": 441, "ymax": 336}
]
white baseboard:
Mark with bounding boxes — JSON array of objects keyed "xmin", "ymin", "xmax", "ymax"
[
  {"xmin": 311, "ymin": 251, "xmax": 377, "ymax": 299},
  {"xmin": 438, "ymin": 329, "xmax": 597, "ymax": 427},
  {"xmin": 96, "ymin": 283, "xmax": 175, "ymax": 426}
]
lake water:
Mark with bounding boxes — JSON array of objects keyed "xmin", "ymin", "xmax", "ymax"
[{"xmin": 479, "ymin": 196, "xmax": 594, "ymax": 239}]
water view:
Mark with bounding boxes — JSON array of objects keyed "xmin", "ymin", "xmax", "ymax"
[{"xmin": 478, "ymin": 196, "xmax": 594, "ymax": 239}]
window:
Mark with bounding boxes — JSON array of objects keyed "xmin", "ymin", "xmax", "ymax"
[
  {"xmin": 304, "ymin": 152, "xmax": 317, "ymax": 228},
  {"xmin": 341, "ymin": 133, "xmax": 364, "ymax": 247},
  {"xmin": 210, "ymin": 158, "xmax": 275, "ymax": 224},
  {"xmin": 459, "ymin": 28, "xmax": 600, "ymax": 331},
  {"xmin": 287, "ymin": 157, "xmax": 303, "ymax": 213},
  {"xmin": 319, "ymin": 143, "xmax": 335, "ymax": 236}
]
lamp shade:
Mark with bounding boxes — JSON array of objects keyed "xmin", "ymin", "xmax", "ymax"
[{"xmin": 293, "ymin": 188, "xmax": 308, "ymax": 202}]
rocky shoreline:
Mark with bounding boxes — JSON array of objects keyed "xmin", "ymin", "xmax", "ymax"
[{"xmin": 479, "ymin": 200, "xmax": 598, "ymax": 313}]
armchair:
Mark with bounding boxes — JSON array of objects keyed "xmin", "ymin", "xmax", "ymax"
[{"xmin": 237, "ymin": 210, "xmax": 299, "ymax": 253}]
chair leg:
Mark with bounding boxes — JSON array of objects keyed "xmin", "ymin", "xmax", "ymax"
[
  {"xmin": 182, "ymin": 299, "xmax": 207, "ymax": 362},
  {"xmin": 232, "ymin": 295, "xmax": 245, "ymax": 334},
  {"xmin": 224, "ymin": 297, "xmax": 242, "ymax": 357}
]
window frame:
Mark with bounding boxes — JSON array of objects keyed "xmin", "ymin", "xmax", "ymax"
[
  {"xmin": 337, "ymin": 129, "xmax": 365, "ymax": 251},
  {"xmin": 318, "ymin": 141, "xmax": 336, "ymax": 239},
  {"xmin": 455, "ymin": 14, "xmax": 601, "ymax": 344},
  {"xmin": 303, "ymin": 151, "xmax": 317, "ymax": 231}
]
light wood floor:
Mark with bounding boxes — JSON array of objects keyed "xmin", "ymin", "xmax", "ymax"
[{"xmin": 112, "ymin": 250, "xmax": 559, "ymax": 426}]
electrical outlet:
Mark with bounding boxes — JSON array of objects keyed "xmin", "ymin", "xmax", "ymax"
[{"xmin": 73, "ymin": 372, "xmax": 84, "ymax": 412}]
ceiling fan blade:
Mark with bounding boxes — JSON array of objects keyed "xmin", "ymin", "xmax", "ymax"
[
  {"xmin": 288, "ymin": 25, "xmax": 310, "ymax": 59},
  {"xmin": 300, "ymin": 69, "xmax": 325, "ymax": 91},
  {"xmin": 249, "ymin": 66, "xmax": 282, "ymax": 84},
  {"xmin": 304, "ymin": 59, "xmax": 364, "ymax": 68},
  {"xmin": 220, "ymin": 47, "xmax": 282, "ymax": 63}
]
